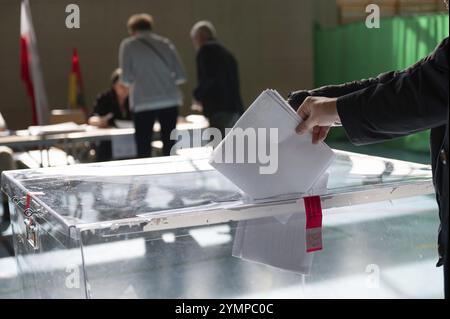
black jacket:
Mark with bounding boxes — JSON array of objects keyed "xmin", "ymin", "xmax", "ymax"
[
  {"xmin": 288, "ymin": 37, "xmax": 449, "ymax": 266},
  {"xmin": 91, "ymin": 88, "xmax": 131, "ymax": 162},
  {"xmin": 91, "ymin": 88, "xmax": 131, "ymax": 126},
  {"xmin": 193, "ymin": 41, "xmax": 243, "ymax": 117}
]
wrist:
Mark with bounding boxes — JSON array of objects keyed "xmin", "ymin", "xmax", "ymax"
[
  {"xmin": 333, "ymin": 98, "xmax": 341, "ymax": 125},
  {"xmin": 327, "ymin": 98, "xmax": 341, "ymax": 124}
]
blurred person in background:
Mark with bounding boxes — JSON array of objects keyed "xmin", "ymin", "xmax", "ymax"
[
  {"xmin": 190, "ymin": 21, "xmax": 243, "ymax": 138},
  {"xmin": 88, "ymin": 68, "xmax": 131, "ymax": 161},
  {"xmin": 290, "ymin": 35, "xmax": 449, "ymax": 298},
  {"xmin": 119, "ymin": 13, "xmax": 186, "ymax": 157},
  {"xmin": 0, "ymin": 112, "xmax": 16, "ymax": 232},
  {"xmin": 0, "ymin": 112, "xmax": 6, "ymax": 132}
]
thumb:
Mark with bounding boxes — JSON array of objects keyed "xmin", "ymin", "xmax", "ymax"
[{"xmin": 296, "ymin": 117, "xmax": 315, "ymax": 135}]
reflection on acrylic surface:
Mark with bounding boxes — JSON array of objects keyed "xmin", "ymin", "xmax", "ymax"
[
  {"xmin": 3, "ymin": 196, "xmax": 442, "ymax": 299},
  {"xmin": 1, "ymin": 150, "xmax": 432, "ymax": 226},
  {"xmin": 1, "ymin": 150, "xmax": 439, "ymax": 298},
  {"xmin": 232, "ymin": 214, "xmax": 314, "ymax": 275}
]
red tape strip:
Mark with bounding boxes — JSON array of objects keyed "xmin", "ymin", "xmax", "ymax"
[
  {"xmin": 24, "ymin": 192, "xmax": 45, "ymax": 211},
  {"xmin": 25, "ymin": 193, "xmax": 32, "ymax": 210},
  {"xmin": 304, "ymin": 196, "xmax": 323, "ymax": 252}
]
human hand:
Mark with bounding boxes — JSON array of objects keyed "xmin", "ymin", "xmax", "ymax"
[
  {"xmin": 287, "ymin": 90, "xmax": 311, "ymax": 110},
  {"xmin": 191, "ymin": 100, "xmax": 203, "ymax": 113},
  {"xmin": 88, "ymin": 113, "xmax": 112, "ymax": 128},
  {"xmin": 98, "ymin": 117, "xmax": 109, "ymax": 128},
  {"xmin": 295, "ymin": 96, "xmax": 340, "ymax": 144}
]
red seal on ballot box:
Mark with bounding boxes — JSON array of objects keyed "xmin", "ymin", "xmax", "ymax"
[{"xmin": 303, "ymin": 196, "xmax": 323, "ymax": 252}]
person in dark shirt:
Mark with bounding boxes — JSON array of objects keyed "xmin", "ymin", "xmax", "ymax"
[
  {"xmin": 0, "ymin": 112, "xmax": 6, "ymax": 132},
  {"xmin": 290, "ymin": 37, "xmax": 449, "ymax": 298},
  {"xmin": 89, "ymin": 68, "xmax": 131, "ymax": 161},
  {"xmin": 191, "ymin": 21, "xmax": 243, "ymax": 138},
  {"xmin": 0, "ymin": 112, "xmax": 15, "ymax": 233}
]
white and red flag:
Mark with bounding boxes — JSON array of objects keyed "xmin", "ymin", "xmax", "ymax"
[{"xmin": 20, "ymin": 0, "xmax": 49, "ymax": 125}]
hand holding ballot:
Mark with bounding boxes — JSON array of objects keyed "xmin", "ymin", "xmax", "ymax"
[
  {"xmin": 209, "ymin": 89, "xmax": 335, "ymax": 200},
  {"xmin": 295, "ymin": 96, "xmax": 340, "ymax": 144}
]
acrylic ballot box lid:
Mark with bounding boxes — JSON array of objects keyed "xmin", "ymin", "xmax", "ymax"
[{"xmin": 1, "ymin": 149, "xmax": 434, "ymax": 234}]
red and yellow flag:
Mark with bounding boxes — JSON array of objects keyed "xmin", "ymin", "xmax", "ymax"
[{"xmin": 68, "ymin": 48, "xmax": 86, "ymax": 112}]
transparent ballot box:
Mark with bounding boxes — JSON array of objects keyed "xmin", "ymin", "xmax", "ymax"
[{"xmin": 1, "ymin": 150, "xmax": 443, "ymax": 298}]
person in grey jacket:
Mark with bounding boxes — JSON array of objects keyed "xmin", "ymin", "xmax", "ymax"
[{"xmin": 119, "ymin": 13, "xmax": 187, "ymax": 157}]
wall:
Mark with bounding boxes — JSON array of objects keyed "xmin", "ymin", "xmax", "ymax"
[
  {"xmin": 0, "ymin": 0, "xmax": 325, "ymax": 129},
  {"xmin": 314, "ymin": 13, "xmax": 449, "ymax": 152}
]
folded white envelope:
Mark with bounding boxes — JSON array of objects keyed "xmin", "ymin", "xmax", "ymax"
[{"xmin": 209, "ymin": 89, "xmax": 335, "ymax": 200}]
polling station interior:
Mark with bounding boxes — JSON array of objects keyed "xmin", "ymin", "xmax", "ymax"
[{"xmin": 0, "ymin": 0, "xmax": 449, "ymax": 299}]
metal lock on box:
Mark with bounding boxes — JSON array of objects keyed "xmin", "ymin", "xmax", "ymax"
[{"xmin": 24, "ymin": 217, "xmax": 39, "ymax": 250}]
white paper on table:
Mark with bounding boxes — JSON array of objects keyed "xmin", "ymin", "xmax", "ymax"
[
  {"xmin": 0, "ymin": 130, "xmax": 11, "ymax": 137},
  {"xmin": 112, "ymin": 134, "xmax": 137, "ymax": 159},
  {"xmin": 27, "ymin": 122, "xmax": 85, "ymax": 135},
  {"xmin": 114, "ymin": 120, "xmax": 134, "ymax": 129},
  {"xmin": 232, "ymin": 213, "xmax": 314, "ymax": 275},
  {"xmin": 209, "ymin": 89, "xmax": 335, "ymax": 200}
]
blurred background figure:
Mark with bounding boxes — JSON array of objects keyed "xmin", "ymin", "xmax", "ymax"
[
  {"xmin": 120, "ymin": 13, "xmax": 186, "ymax": 158},
  {"xmin": 88, "ymin": 68, "xmax": 131, "ymax": 162},
  {"xmin": 0, "ymin": 112, "xmax": 15, "ymax": 232},
  {"xmin": 190, "ymin": 21, "xmax": 243, "ymax": 138},
  {"xmin": 0, "ymin": 112, "xmax": 6, "ymax": 132}
]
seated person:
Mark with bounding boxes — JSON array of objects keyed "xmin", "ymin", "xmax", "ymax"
[
  {"xmin": 0, "ymin": 112, "xmax": 6, "ymax": 132},
  {"xmin": 88, "ymin": 68, "xmax": 131, "ymax": 161},
  {"xmin": 0, "ymin": 112, "xmax": 15, "ymax": 232}
]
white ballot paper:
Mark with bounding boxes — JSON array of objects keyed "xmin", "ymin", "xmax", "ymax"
[
  {"xmin": 28, "ymin": 122, "xmax": 85, "ymax": 136},
  {"xmin": 231, "ymin": 173, "xmax": 329, "ymax": 274},
  {"xmin": 209, "ymin": 89, "xmax": 335, "ymax": 200},
  {"xmin": 114, "ymin": 119, "xmax": 134, "ymax": 129},
  {"xmin": 232, "ymin": 214, "xmax": 313, "ymax": 274}
]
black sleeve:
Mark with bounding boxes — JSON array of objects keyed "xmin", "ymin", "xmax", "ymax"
[
  {"xmin": 287, "ymin": 71, "xmax": 398, "ymax": 110},
  {"xmin": 337, "ymin": 37, "xmax": 449, "ymax": 145},
  {"xmin": 91, "ymin": 93, "xmax": 111, "ymax": 117},
  {"xmin": 193, "ymin": 46, "xmax": 218, "ymax": 102}
]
